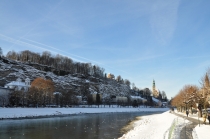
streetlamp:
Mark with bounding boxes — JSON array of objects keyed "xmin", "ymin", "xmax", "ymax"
[{"xmin": 196, "ymin": 102, "xmax": 200, "ymax": 127}]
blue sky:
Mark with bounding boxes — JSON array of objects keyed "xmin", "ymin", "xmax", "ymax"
[{"xmin": 1, "ymin": 0, "xmax": 210, "ymax": 99}]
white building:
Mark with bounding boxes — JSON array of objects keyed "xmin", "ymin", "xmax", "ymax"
[
  {"xmin": 110, "ymin": 95, "xmax": 128, "ymax": 103},
  {"xmin": 130, "ymin": 96, "xmax": 147, "ymax": 103},
  {"xmin": 4, "ymin": 78, "xmax": 31, "ymax": 92},
  {"xmin": 116, "ymin": 96, "xmax": 128, "ymax": 103},
  {"xmin": 152, "ymin": 97, "xmax": 162, "ymax": 107}
]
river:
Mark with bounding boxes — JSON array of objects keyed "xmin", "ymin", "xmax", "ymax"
[{"xmin": 0, "ymin": 112, "xmax": 162, "ymax": 139}]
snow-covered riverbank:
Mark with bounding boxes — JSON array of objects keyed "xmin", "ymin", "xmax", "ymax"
[
  {"xmin": 119, "ymin": 111, "xmax": 179, "ymax": 139},
  {"xmin": 175, "ymin": 110, "xmax": 210, "ymax": 139},
  {"xmin": 119, "ymin": 110, "xmax": 210, "ymax": 139},
  {"xmin": 0, "ymin": 107, "xmax": 169, "ymax": 119}
]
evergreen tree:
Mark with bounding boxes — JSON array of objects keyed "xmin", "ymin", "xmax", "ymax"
[{"xmin": 96, "ymin": 93, "xmax": 100, "ymax": 108}]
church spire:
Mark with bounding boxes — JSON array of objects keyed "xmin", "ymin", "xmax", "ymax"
[
  {"xmin": 153, "ymin": 79, "xmax": 155, "ymax": 90},
  {"xmin": 152, "ymin": 79, "xmax": 158, "ymax": 98}
]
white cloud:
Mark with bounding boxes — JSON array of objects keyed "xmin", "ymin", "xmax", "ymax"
[{"xmin": 149, "ymin": 0, "xmax": 180, "ymax": 45}]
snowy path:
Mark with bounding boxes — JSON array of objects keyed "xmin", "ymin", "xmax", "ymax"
[
  {"xmin": 173, "ymin": 112, "xmax": 198, "ymax": 139},
  {"xmin": 174, "ymin": 111, "xmax": 210, "ymax": 139},
  {"xmin": 119, "ymin": 111, "xmax": 178, "ymax": 139}
]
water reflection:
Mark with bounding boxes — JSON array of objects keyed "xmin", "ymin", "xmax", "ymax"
[{"xmin": 0, "ymin": 112, "xmax": 161, "ymax": 139}]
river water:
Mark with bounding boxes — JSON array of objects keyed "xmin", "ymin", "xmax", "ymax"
[{"xmin": 0, "ymin": 112, "xmax": 161, "ymax": 139}]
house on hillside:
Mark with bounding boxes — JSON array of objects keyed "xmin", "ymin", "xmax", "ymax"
[
  {"xmin": 0, "ymin": 78, "xmax": 31, "ymax": 106},
  {"xmin": 111, "ymin": 95, "xmax": 128, "ymax": 103},
  {"xmin": 107, "ymin": 73, "xmax": 115, "ymax": 79},
  {"xmin": 152, "ymin": 97, "xmax": 162, "ymax": 107},
  {"xmin": 4, "ymin": 78, "xmax": 31, "ymax": 92},
  {"xmin": 130, "ymin": 96, "xmax": 147, "ymax": 103}
]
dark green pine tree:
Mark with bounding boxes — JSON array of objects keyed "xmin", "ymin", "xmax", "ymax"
[{"xmin": 96, "ymin": 93, "xmax": 100, "ymax": 108}]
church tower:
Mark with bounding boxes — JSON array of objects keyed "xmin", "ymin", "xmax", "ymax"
[
  {"xmin": 152, "ymin": 80, "xmax": 159, "ymax": 98},
  {"xmin": 152, "ymin": 79, "xmax": 156, "ymax": 94}
]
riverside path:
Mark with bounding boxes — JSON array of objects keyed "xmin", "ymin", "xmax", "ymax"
[{"xmin": 173, "ymin": 112, "xmax": 201, "ymax": 139}]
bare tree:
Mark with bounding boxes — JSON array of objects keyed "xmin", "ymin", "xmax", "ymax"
[
  {"xmin": 5, "ymin": 50, "xmax": 116, "ymax": 79},
  {"xmin": 6, "ymin": 51, "xmax": 18, "ymax": 60},
  {"xmin": 124, "ymin": 79, "xmax": 131, "ymax": 87},
  {"xmin": 116, "ymin": 75, "xmax": 122, "ymax": 82},
  {"xmin": 161, "ymin": 91, "xmax": 167, "ymax": 101}
]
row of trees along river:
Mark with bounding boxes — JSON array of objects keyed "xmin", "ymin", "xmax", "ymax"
[{"xmin": 171, "ymin": 69, "xmax": 210, "ymax": 117}]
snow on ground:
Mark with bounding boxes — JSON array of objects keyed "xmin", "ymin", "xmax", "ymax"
[
  {"xmin": 175, "ymin": 110, "xmax": 210, "ymax": 139},
  {"xmin": 193, "ymin": 124, "xmax": 210, "ymax": 139},
  {"xmin": 170, "ymin": 117, "xmax": 191, "ymax": 139},
  {"xmin": 0, "ymin": 107, "xmax": 169, "ymax": 119},
  {"xmin": 119, "ymin": 111, "xmax": 183, "ymax": 139}
]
